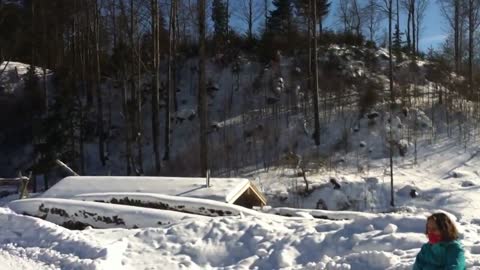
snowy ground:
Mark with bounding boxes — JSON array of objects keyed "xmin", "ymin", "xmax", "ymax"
[
  {"xmin": 2, "ymin": 49, "xmax": 480, "ymax": 269},
  {"xmin": 2, "ymin": 134, "xmax": 480, "ymax": 269}
]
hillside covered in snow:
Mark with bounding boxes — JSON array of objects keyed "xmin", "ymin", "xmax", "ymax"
[
  {"xmin": 2, "ymin": 43, "xmax": 471, "ymax": 181},
  {"xmin": 1, "ymin": 44, "xmax": 480, "ymax": 268},
  {"xmin": 4, "ymin": 0, "xmax": 480, "ymax": 267}
]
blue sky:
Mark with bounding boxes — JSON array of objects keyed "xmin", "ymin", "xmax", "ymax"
[
  {"xmin": 228, "ymin": 0, "xmax": 447, "ymax": 52},
  {"xmin": 415, "ymin": 2, "xmax": 448, "ymax": 51},
  {"xmin": 324, "ymin": 0, "xmax": 448, "ymax": 52}
]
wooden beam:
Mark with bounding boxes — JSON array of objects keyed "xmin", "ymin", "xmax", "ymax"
[
  {"xmin": 55, "ymin": 159, "xmax": 79, "ymax": 176},
  {"xmin": 0, "ymin": 177, "xmax": 28, "ymax": 185},
  {"xmin": 248, "ymin": 182, "xmax": 267, "ymax": 206},
  {"xmin": 0, "ymin": 172, "xmax": 31, "ymax": 199}
]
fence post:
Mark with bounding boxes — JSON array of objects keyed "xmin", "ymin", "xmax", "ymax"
[
  {"xmin": 18, "ymin": 171, "xmax": 31, "ymax": 199},
  {"xmin": 206, "ymin": 169, "xmax": 210, "ymax": 187}
]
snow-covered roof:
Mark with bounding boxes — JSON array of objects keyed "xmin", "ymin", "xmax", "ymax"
[{"xmin": 41, "ymin": 176, "xmax": 258, "ymax": 204}]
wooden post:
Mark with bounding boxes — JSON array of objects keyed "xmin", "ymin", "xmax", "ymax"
[
  {"xmin": 206, "ymin": 169, "xmax": 210, "ymax": 187},
  {"xmin": 19, "ymin": 172, "xmax": 32, "ymax": 199}
]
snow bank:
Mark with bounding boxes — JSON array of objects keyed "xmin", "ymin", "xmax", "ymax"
[
  {"xmin": 0, "ymin": 207, "xmax": 103, "ymax": 269},
  {"xmin": 8, "ymin": 198, "xmax": 208, "ymax": 229},
  {"xmin": 93, "ymin": 210, "xmax": 428, "ymax": 269},
  {"xmin": 261, "ymin": 207, "xmax": 378, "ymax": 220},
  {"xmin": 2, "ymin": 203, "xmax": 480, "ymax": 269}
]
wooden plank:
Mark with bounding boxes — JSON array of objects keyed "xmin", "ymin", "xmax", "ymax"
[
  {"xmin": 248, "ymin": 183, "xmax": 267, "ymax": 206},
  {"xmin": 56, "ymin": 159, "xmax": 79, "ymax": 176},
  {"xmin": 0, "ymin": 178, "xmax": 27, "ymax": 186},
  {"xmin": 0, "ymin": 175, "xmax": 31, "ymax": 199}
]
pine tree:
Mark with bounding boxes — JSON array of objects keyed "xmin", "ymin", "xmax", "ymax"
[
  {"xmin": 295, "ymin": 0, "xmax": 330, "ymax": 35},
  {"xmin": 34, "ymin": 68, "xmax": 82, "ymax": 187},
  {"xmin": 267, "ymin": 0, "xmax": 294, "ymax": 35},
  {"xmin": 316, "ymin": 0, "xmax": 331, "ymax": 35},
  {"xmin": 24, "ymin": 65, "xmax": 43, "ymax": 115},
  {"xmin": 393, "ymin": 23, "xmax": 402, "ymax": 54},
  {"xmin": 0, "ymin": 2, "xmax": 24, "ymax": 62},
  {"xmin": 212, "ymin": 0, "xmax": 229, "ymax": 45}
]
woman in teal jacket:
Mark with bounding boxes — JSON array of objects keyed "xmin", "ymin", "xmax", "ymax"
[{"xmin": 413, "ymin": 212, "xmax": 466, "ymax": 270}]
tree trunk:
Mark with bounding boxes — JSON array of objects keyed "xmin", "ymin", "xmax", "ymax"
[
  {"xmin": 264, "ymin": 0, "xmax": 268, "ymax": 28},
  {"xmin": 411, "ymin": 0, "xmax": 416, "ymax": 56},
  {"xmin": 307, "ymin": 0, "xmax": 312, "ymax": 119},
  {"xmin": 31, "ymin": 1, "xmax": 35, "ymax": 67},
  {"xmin": 199, "ymin": 0, "xmax": 208, "ymax": 176},
  {"xmin": 165, "ymin": 0, "xmax": 177, "ymax": 161},
  {"xmin": 319, "ymin": 20, "xmax": 323, "ymax": 37},
  {"xmin": 85, "ymin": 2, "xmax": 93, "ymax": 106},
  {"xmin": 353, "ymin": 0, "xmax": 361, "ymax": 35},
  {"xmin": 468, "ymin": 0, "xmax": 474, "ymax": 93},
  {"xmin": 127, "ymin": 0, "xmax": 143, "ymax": 175},
  {"xmin": 226, "ymin": 0, "xmax": 230, "ymax": 37},
  {"xmin": 137, "ymin": 36, "xmax": 144, "ymax": 175},
  {"xmin": 396, "ymin": 0, "xmax": 400, "ymax": 45},
  {"xmin": 123, "ymin": 74, "xmax": 132, "ymax": 175},
  {"xmin": 130, "ymin": 0, "xmax": 137, "ymax": 174},
  {"xmin": 406, "ymin": 4, "xmax": 411, "ymax": 51},
  {"xmin": 150, "ymin": 0, "xmax": 161, "ymax": 174},
  {"xmin": 41, "ymin": 4, "xmax": 48, "ymax": 114},
  {"xmin": 313, "ymin": 0, "xmax": 321, "ymax": 145},
  {"xmin": 454, "ymin": 0, "xmax": 460, "ymax": 73},
  {"xmin": 173, "ymin": 0, "xmax": 179, "ymax": 113},
  {"xmin": 248, "ymin": 0, "xmax": 253, "ymax": 41},
  {"xmin": 80, "ymin": 98, "xmax": 85, "ymax": 174},
  {"xmin": 112, "ymin": 0, "xmax": 117, "ymax": 48},
  {"xmin": 94, "ymin": 0, "xmax": 105, "ymax": 166},
  {"xmin": 388, "ymin": 0, "xmax": 395, "ymax": 207},
  {"xmin": 74, "ymin": 0, "xmax": 85, "ymax": 174}
]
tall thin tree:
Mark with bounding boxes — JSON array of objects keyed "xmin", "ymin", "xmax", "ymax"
[
  {"xmin": 467, "ymin": 0, "xmax": 480, "ymax": 92},
  {"xmin": 440, "ymin": 0, "xmax": 463, "ymax": 72},
  {"xmin": 313, "ymin": 0, "xmax": 321, "ymax": 146},
  {"xmin": 381, "ymin": 0, "xmax": 395, "ymax": 207},
  {"xmin": 388, "ymin": 0, "xmax": 395, "ymax": 207},
  {"xmin": 415, "ymin": 0, "xmax": 428, "ymax": 55},
  {"xmin": 94, "ymin": 0, "xmax": 106, "ymax": 166},
  {"xmin": 199, "ymin": 0, "xmax": 208, "ymax": 176},
  {"xmin": 165, "ymin": 0, "xmax": 177, "ymax": 161},
  {"xmin": 150, "ymin": 0, "xmax": 161, "ymax": 174},
  {"xmin": 363, "ymin": 0, "xmax": 382, "ymax": 42}
]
